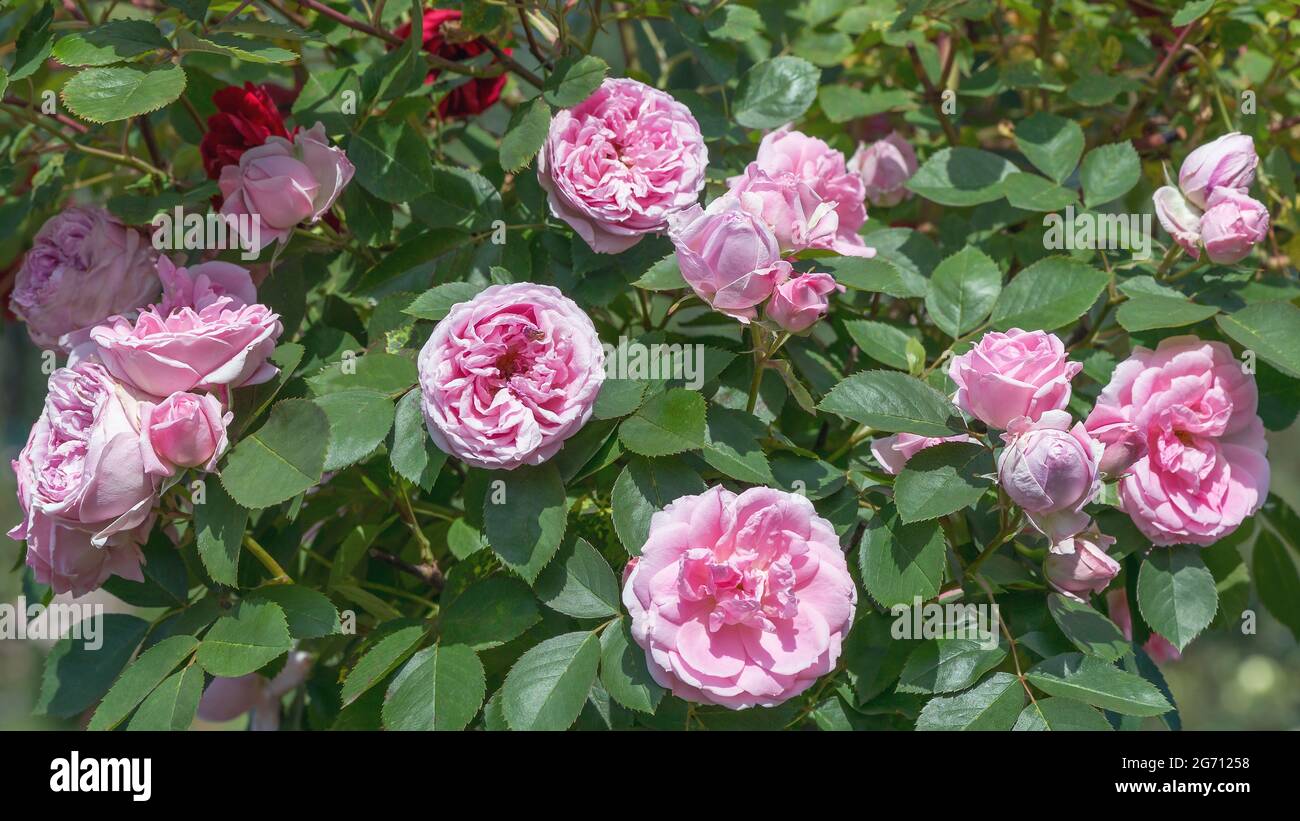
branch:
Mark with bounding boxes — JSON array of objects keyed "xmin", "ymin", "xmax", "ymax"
[
  {"xmin": 906, "ymin": 43, "xmax": 960, "ymax": 147},
  {"xmin": 368, "ymin": 548, "xmax": 444, "ymax": 593}
]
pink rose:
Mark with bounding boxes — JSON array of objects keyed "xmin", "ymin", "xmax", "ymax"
[
  {"xmin": 142, "ymin": 391, "xmax": 231, "ymax": 475},
  {"xmin": 870, "ymin": 432, "xmax": 979, "ymax": 475},
  {"xmin": 1085, "ymin": 336, "xmax": 1269, "ymax": 546},
  {"xmin": 1097, "ymin": 426, "xmax": 1148, "ymax": 479},
  {"xmin": 1107, "ymin": 590, "xmax": 1181, "ymax": 664},
  {"xmin": 9, "ymin": 207, "xmax": 159, "ymax": 351},
  {"xmin": 538, "ymin": 78, "xmax": 707, "ymax": 254},
  {"xmin": 1177, "ymin": 132, "xmax": 1257, "ymax": 210},
  {"xmin": 765, "ymin": 272, "xmax": 844, "ymax": 333},
  {"xmin": 157, "ymin": 256, "xmax": 258, "ymax": 314},
  {"xmin": 1044, "ymin": 527, "xmax": 1120, "ymax": 601},
  {"xmin": 417, "ymin": 283, "xmax": 605, "ymax": 470},
  {"xmin": 1199, "ymin": 188, "xmax": 1269, "ymax": 265},
  {"xmin": 1152, "ymin": 185, "xmax": 1203, "ymax": 259},
  {"xmin": 949, "ymin": 328, "xmax": 1081, "ymax": 430},
  {"xmin": 198, "ymin": 651, "xmax": 313, "ymax": 730},
  {"xmin": 729, "ymin": 165, "xmax": 841, "ymax": 254},
  {"xmin": 848, "ymin": 131, "xmax": 918, "ymax": 208},
  {"xmin": 668, "ymin": 195, "xmax": 788, "ymax": 322},
  {"xmin": 218, "ymin": 123, "xmax": 354, "ymax": 249},
  {"xmin": 622, "ymin": 486, "xmax": 856, "ymax": 710},
  {"xmin": 21, "ymin": 515, "xmax": 149, "ymax": 599},
  {"xmin": 998, "ymin": 410, "xmax": 1103, "ymax": 541}
]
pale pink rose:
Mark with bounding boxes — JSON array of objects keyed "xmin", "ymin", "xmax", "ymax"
[
  {"xmin": 218, "ymin": 123, "xmax": 354, "ymax": 249},
  {"xmin": 949, "ymin": 328, "xmax": 1081, "ymax": 430},
  {"xmin": 743, "ymin": 126, "xmax": 872, "ymax": 257},
  {"xmin": 1044, "ymin": 527, "xmax": 1119, "ymax": 601},
  {"xmin": 1107, "ymin": 590, "xmax": 1181, "ymax": 663},
  {"xmin": 622, "ymin": 486, "xmax": 856, "ymax": 710},
  {"xmin": 198, "ymin": 651, "xmax": 313, "ymax": 731},
  {"xmin": 141, "ymin": 391, "xmax": 231, "ymax": 475},
  {"xmin": 88, "ymin": 296, "xmax": 282, "ymax": 398},
  {"xmin": 1199, "ymin": 188, "xmax": 1269, "ymax": 265},
  {"xmin": 668, "ymin": 195, "xmax": 787, "ymax": 323},
  {"xmin": 729, "ymin": 165, "xmax": 841, "ymax": 254},
  {"xmin": 417, "ymin": 283, "xmax": 605, "ymax": 470},
  {"xmin": 1177, "ymin": 132, "xmax": 1257, "ymax": 210},
  {"xmin": 998, "ymin": 410, "xmax": 1103, "ymax": 541},
  {"xmin": 765, "ymin": 272, "xmax": 844, "ymax": 333},
  {"xmin": 1085, "ymin": 336, "xmax": 1269, "ymax": 546},
  {"xmin": 1152, "ymin": 185, "xmax": 1203, "ymax": 259},
  {"xmin": 848, "ymin": 131, "xmax": 918, "ymax": 208},
  {"xmin": 9, "ymin": 207, "xmax": 159, "ymax": 351},
  {"xmin": 20, "ymin": 514, "xmax": 149, "ymax": 598},
  {"xmin": 538, "ymin": 78, "xmax": 707, "ymax": 254},
  {"xmin": 156, "ymin": 256, "xmax": 258, "ymax": 314},
  {"xmin": 870, "ymin": 432, "xmax": 979, "ymax": 475}
]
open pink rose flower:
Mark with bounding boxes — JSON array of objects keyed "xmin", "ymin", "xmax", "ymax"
[
  {"xmin": 538, "ymin": 78, "xmax": 707, "ymax": 254},
  {"xmin": 998, "ymin": 410, "xmax": 1103, "ymax": 542},
  {"xmin": 870, "ymin": 432, "xmax": 979, "ymax": 475},
  {"xmin": 729, "ymin": 165, "xmax": 843, "ymax": 255},
  {"xmin": 417, "ymin": 283, "xmax": 605, "ymax": 470},
  {"xmin": 156, "ymin": 256, "xmax": 258, "ymax": 314},
  {"xmin": 622, "ymin": 486, "xmax": 856, "ymax": 710},
  {"xmin": 1085, "ymin": 336, "xmax": 1269, "ymax": 546},
  {"xmin": 950, "ymin": 328, "xmax": 1081, "ymax": 430}
]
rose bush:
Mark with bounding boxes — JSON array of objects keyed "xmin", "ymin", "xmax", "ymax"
[{"xmin": 2, "ymin": 0, "xmax": 1298, "ymax": 734}]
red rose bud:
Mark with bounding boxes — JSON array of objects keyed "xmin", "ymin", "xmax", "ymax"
[
  {"xmin": 200, "ymin": 82, "xmax": 293, "ymax": 181},
  {"xmin": 394, "ymin": 7, "xmax": 509, "ymax": 119}
]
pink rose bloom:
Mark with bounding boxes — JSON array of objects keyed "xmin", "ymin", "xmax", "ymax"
[
  {"xmin": 870, "ymin": 432, "xmax": 979, "ymax": 475},
  {"xmin": 1199, "ymin": 188, "xmax": 1269, "ymax": 265},
  {"xmin": 218, "ymin": 123, "xmax": 355, "ymax": 249},
  {"xmin": 848, "ymin": 131, "xmax": 918, "ymax": 208},
  {"xmin": 141, "ymin": 391, "xmax": 232, "ymax": 475},
  {"xmin": 1085, "ymin": 336, "xmax": 1269, "ymax": 546},
  {"xmin": 417, "ymin": 283, "xmax": 605, "ymax": 470},
  {"xmin": 729, "ymin": 165, "xmax": 841, "ymax": 254},
  {"xmin": 622, "ymin": 486, "xmax": 856, "ymax": 710},
  {"xmin": 156, "ymin": 256, "xmax": 258, "ymax": 314},
  {"xmin": 765, "ymin": 272, "xmax": 844, "ymax": 333},
  {"xmin": 998, "ymin": 410, "xmax": 1103, "ymax": 541},
  {"xmin": 1177, "ymin": 132, "xmax": 1257, "ymax": 210},
  {"xmin": 538, "ymin": 78, "xmax": 707, "ymax": 254},
  {"xmin": 949, "ymin": 328, "xmax": 1081, "ymax": 430},
  {"xmin": 21, "ymin": 514, "xmax": 150, "ymax": 599},
  {"xmin": 1044, "ymin": 527, "xmax": 1120, "ymax": 601},
  {"xmin": 1107, "ymin": 590, "xmax": 1181, "ymax": 664},
  {"xmin": 198, "ymin": 651, "xmax": 313, "ymax": 730},
  {"xmin": 1152, "ymin": 185, "xmax": 1203, "ymax": 258},
  {"xmin": 742, "ymin": 126, "xmax": 872, "ymax": 257},
  {"xmin": 9, "ymin": 207, "xmax": 159, "ymax": 351},
  {"xmin": 668, "ymin": 194, "xmax": 788, "ymax": 322}
]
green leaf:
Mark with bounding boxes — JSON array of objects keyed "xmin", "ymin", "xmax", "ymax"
[
  {"xmin": 770, "ymin": 452, "xmax": 846, "ymax": 501},
  {"xmin": 894, "ymin": 442, "xmax": 994, "ymax": 523},
  {"xmin": 441, "ymin": 575, "xmax": 540, "ymax": 650},
  {"xmin": 701, "ymin": 406, "xmax": 773, "ymax": 484},
  {"xmin": 52, "ymin": 20, "xmax": 170, "ymax": 67},
  {"xmin": 411, "ymin": 165, "xmax": 502, "ymax": 232},
  {"xmin": 220, "ymin": 399, "xmax": 329, "ymax": 509},
  {"xmin": 89, "ymin": 635, "xmax": 198, "ymax": 731},
  {"xmin": 61, "ymin": 64, "xmax": 187, "ymax": 124},
  {"xmin": 599, "ymin": 617, "xmax": 665, "ymax": 714},
  {"xmin": 1216, "ymin": 301, "xmax": 1300, "ymax": 378},
  {"xmin": 175, "ymin": 29, "xmax": 297, "ymax": 63},
  {"xmin": 611, "ymin": 457, "xmax": 707, "ymax": 555},
  {"xmin": 1116, "ymin": 281, "xmax": 1219, "ymax": 332},
  {"xmin": 165, "ymin": 0, "xmax": 210, "ymax": 22},
  {"xmin": 390, "ymin": 389, "xmax": 446, "ymax": 490},
  {"xmin": 618, "ymin": 388, "xmax": 707, "ymax": 456},
  {"xmin": 1047, "ymin": 593, "xmax": 1131, "ymax": 661},
  {"xmin": 499, "ymin": 97, "xmax": 552, "ymax": 172},
  {"xmin": 196, "ymin": 601, "xmax": 293, "ymax": 677},
  {"xmin": 194, "ymin": 478, "xmax": 247, "ymax": 587},
  {"xmin": 1025, "ymin": 653, "xmax": 1172, "ymax": 716},
  {"xmin": 733, "ymin": 56, "xmax": 820, "ymax": 129},
  {"xmin": 818, "ymin": 85, "xmax": 910, "ymax": 123},
  {"xmin": 1136, "ymin": 547, "xmax": 1218, "ymax": 651},
  {"xmin": 906, "ymin": 147, "xmax": 1018, "ymax": 206},
  {"xmin": 127, "ymin": 666, "xmax": 203, "ymax": 731},
  {"xmin": 245, "ymin": 586, "xmax": 342, "ymax": 640},
  {"xmin": 859, "ymin": 504, "xmax": 947, "ymax": 608},
  {"xmin": 898, "ymin": 639, "xmax": 1008, "ymax": 694},
  {"xmin": 1013, "ymin": 696, "xmax": 1113, "ymax": 730},
  {"xmin": 1080, "ymin": 141, "xmax": 1141, "ymax": 208},
  {"xmin": 306, "ymin": 352, "xmax": 418, "ymax": 395},
  {"xmin": 632, "ymin": 255, "xmax": 688, "ymax": 291},
  {"xmin": 349, "ymin": 118, "xmax": 437, "ymax": 203},
  {"xmin": 926, "ymin": 245, "xmax": 1002, "ymax": 338},
  {"xmin": 822, "ymin": 255, "xmax": 927, "ymax": 298},
  {"xmin": 314, "ymin": 390, "xmax": 396, "ymax": 472},
  {"xmin": 1251, "ymin": 528, "xmax": 1300, "ymax": 640},
  {"xmin": 1000, "ymin": 172, "xmax": 1079, "ymax": 211},
  {"xmin": 844, "ymin": 320, "xmax": 915, "ymax": 371},
  {"xmin": 702, "ymin": 4, "xmax": 764, "ymax": 42},
  {"xmin": 1015, "ymin": 112, "xmax": 1084, "ymax": 184},
  {"xmin": 292, "ymin": 68, "xmax": 361, "ymax": 134},
  {"xmin": 36, "ymin": 614, "xmax": 150, "ymax": 719},
  {"xmin": 819, "ymin": 370, "xmax": 963, "ymax": 437},
  {"xmin": 990, "ymin": 257, "xmax": 1109, "ymax": 331},
  {"xmin": 340, "ymin": 625, "xmax": 427, "ymax": 706},
  {"xmin": 404, "ymin": 282, "xmax": 486, "ymax": 321},
  {"xmin": 915, "ymin": 673, "xmax": 1023, "ymax": 730},
  {"xmin": 543, "ymin": 54, "xmax": 608, "ymax": 107},
  {"xmin": 382, "ymin": 644, "xmax": 485, "ymax": 731},
  {"xmin": 482, "ymin": 462, "xmax": 568, "ymax": 583},
  {"xmin": 1172, "ymin": 0, "xmax": 1216, "ymax": 27},
  {"xmin": 535, "ymin": 537, "xmax": 620, "ymax": 619},
  {"xmin": 502, "ymin": 631, "xmax": 602, "ymax": 731},
  {"xmin": 9, "ymin": 4, "xmax": 54, "ymax": 82}
]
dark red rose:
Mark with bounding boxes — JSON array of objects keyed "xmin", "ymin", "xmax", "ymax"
[
  {"xmin": 199, "ymin": 82, "xmax": 293, "ymax": 181},
  {"xmin": 394, "ymin": 8, "xmax": 510, "ymax": 119}
]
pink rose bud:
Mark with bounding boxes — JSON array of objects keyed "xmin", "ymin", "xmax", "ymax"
[
  {"xmin": 9, "ymin": 207, "xmax": 159, "ymax": 351},
  {"xmin": 949, "ymin": 328, "xmax": 1081, "ymax": 430},
  {"xmin": 538, "ymin": 78, "xmax": 707, "ymax": 254},
  {"xmin": 1177, "ymin": 132, "xmax": 1257, "ymax": 210},
  {"xmin": 157, "ymin": 256, "xmax": 258, "ymax": 314},
  {"xmin": 668, "ymin": 195, "xmax": 787, "ymax": 322},
  {"xmin": 1199, "ymin": 188, "xmax": 1269, "ymax": 265},
  {"xmin": 1044, "ymin": 527, "xmax": 1120, "ymax": 601},
  {"xmin": 765, "ymin": 272, "xmax": 844, "ymax": 333},
  {"xmin": 848, "ymin": 131, "xmax": 918, "ymax": 207},
  {"xmin": 870, "ymin": 432, "xmax": 979, "ymax": 475},
  {"xmin": 218, "ymin": 123, "xmax": 355, "ymax": 249},
  {"xmin": 998, "ymin": 410, "xmax": 1103, "ymax": 541},
  {"xmin": 1152, "ymin": 185, "xmax": 1203, "ymax": 258},
  {"xmin": 1096, "ymin": 425, "xmax": 1147, "ymax": 478},
  {"xmin": 730, "ymin": 165, "xmax": 841, "ymax": 254},
  {"xmin": 143, "ymin": 391, "xmax": 232, "ymax": 474}
]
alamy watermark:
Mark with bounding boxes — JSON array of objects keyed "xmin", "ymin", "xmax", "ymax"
[
  {"xmin": 1043, "ymin": 205, "xmax": 1153, "ymax": 261},
  {"xmin": 151, "ymin": 207, "xmax": 261, "ymax": 260},
  {"xmin": 0, "ymin": 596, "xmax": 104, "ymax": 650},
  {"xmin": 890, "ymin": 595, "xmax": 1001, "ymax": 650},
  {"xmin": 602, "ymin": 337, "xmax": 706, "ymax": 390}
]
